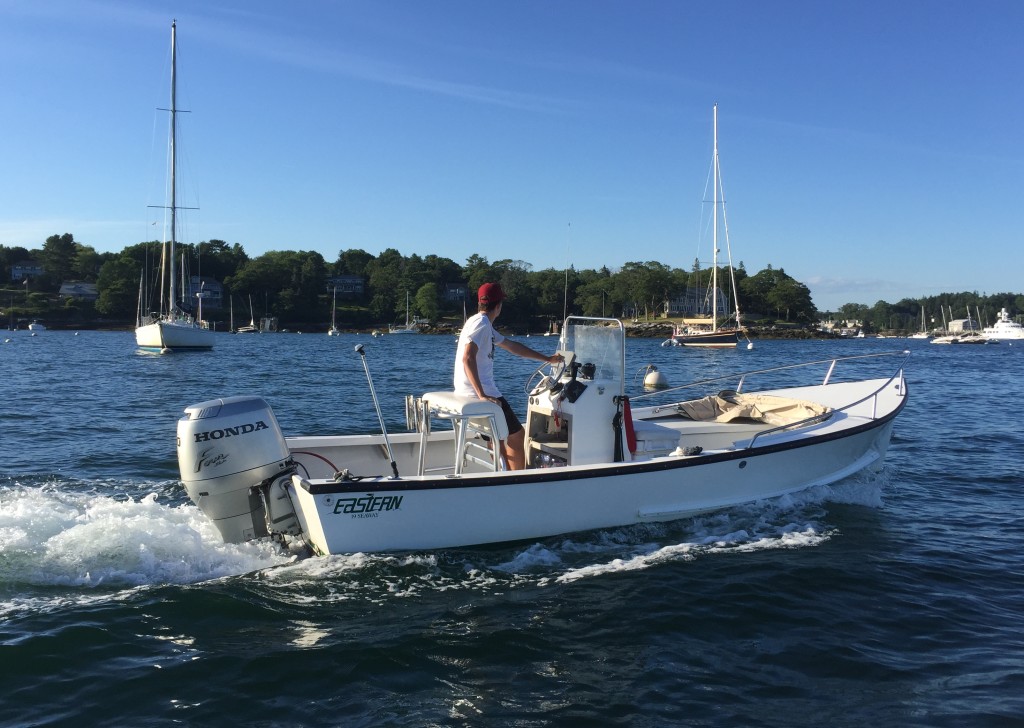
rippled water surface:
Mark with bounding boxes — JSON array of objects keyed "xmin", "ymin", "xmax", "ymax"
[{"xmin": 2, "ymin": 330, "xmax": 1022, "ymax": 726}]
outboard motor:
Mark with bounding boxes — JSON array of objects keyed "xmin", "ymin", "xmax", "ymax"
[{"xmin": 177, "ymin": 396, "xmax": 296, "ymax": 543}]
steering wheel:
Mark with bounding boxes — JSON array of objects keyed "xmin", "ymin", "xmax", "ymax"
[{"xmin": 526, "ymin": 353, "xmax": 574, "ymax": 396}]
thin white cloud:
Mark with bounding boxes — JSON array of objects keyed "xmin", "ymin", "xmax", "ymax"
[
  {"xmin": 210, "ymin": 28, "xmax": 578, "ymax": 113},
  {"xmin": 1, "ymin": 0, "xmax": 575, "ymax": 112}
]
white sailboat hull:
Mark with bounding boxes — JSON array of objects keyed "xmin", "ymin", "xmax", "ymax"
[{"xmin": 136, "ymin": 319, "xmax": 214, "ymax": 351}]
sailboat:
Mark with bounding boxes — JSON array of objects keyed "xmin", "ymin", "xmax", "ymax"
[
  {"xmin": 909, "ymin": 305, "xmax": 930, "ymax": 339},
  {"xmin": 236, "ymin": 295, "xmax": 259, "ymax": 334},
  {"xmin": 327, "ymin": 287, "xmax": 341, "ymax": 336},
  {"xmin": 135, "ymin": 21, "xmax": 214, "ymax": 353},
  {"xmin": 931, "ymin": 305, "xmax": 988, "ymax": 345},
  {"xmin": 668, "ymin": 105, "xmax": 749, "ymax": 349},
  {"xmin": 388, "ymin": 291, "xmax": 420, "ymax": 334}
]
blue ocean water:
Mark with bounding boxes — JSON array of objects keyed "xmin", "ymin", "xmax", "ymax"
[{"xmin": 2, "ymin": 330, "xmax": 1023, "ymax": 726}]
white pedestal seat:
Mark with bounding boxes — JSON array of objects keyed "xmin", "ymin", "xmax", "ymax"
[{"xmin": 418, "ymin": 392, "xmax": 509, "ymax": 474}]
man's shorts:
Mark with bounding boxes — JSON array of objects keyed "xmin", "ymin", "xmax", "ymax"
[{"xmin": 497, "ymin": 396, "xmax": 524, "ymax": 437}]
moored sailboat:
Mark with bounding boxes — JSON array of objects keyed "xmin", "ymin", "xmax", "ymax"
[
  {"xmin": 388, "ymin": 291, "xmax": 421, "ymax": 334},
  {"xmin": 135, "ymin": 21, "xmax": 214, "ymax": 353},
  {"xmin": 908, "ymin": 305, "xmax": 930, "ymax": 339},
  {"xmin": 667, "ymin": 105, "xmax": 749, "ymax": 349},
  {"xmin": 328, "ymin": 287, "xmax": 341, "ymax": 336},
  {"xmin": 236, "ymin": 295, "xmax": 259, "ymax": 334}
]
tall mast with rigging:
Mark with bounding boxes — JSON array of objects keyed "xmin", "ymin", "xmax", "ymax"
[
  {"xmin": 167, "ymin": 19, "xmax": 179, "ymax": 315},
  {"xmin": 711, "ymin": 103, "xmax": 719, "ymax": 332}
]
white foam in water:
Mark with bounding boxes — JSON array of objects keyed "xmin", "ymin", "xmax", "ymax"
[
  {"xmin": 544, "ymin": 478, "xmax": 883, "ymax": 585},
  {"xmin": 260, "ymin": 550, "xmax": 485, "ymax": 603},
  {"xmin": 0, "ymin": 485, "xmax": 293, "ymax": 592},
  {"xmin": 493, "ymin": 543, "xmax": 565, "ymax": 572}
]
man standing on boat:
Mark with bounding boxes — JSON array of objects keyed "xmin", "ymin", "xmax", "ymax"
[{"xmin": 455, "ymin": 282, "xmax": 562, "ymax": 471}]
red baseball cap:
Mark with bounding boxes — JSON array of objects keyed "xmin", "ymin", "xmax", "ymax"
[{"xmin": 478, "ymin": 282, "xmax": 505, "ymax": 304}]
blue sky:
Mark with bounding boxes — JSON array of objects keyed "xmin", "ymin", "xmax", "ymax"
[{"xmin": 1, "ymin": 0, "xmax": 1021, "ymax": 312}]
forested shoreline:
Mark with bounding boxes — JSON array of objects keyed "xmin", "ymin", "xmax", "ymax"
[{"xmin": 2, "ymin": 234, "xmax": 1021, "ymax": 334}]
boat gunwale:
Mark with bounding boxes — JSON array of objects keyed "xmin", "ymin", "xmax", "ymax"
[{"xmin": 296, "ymin": 385, "xmax": 907, "ymax": 496}]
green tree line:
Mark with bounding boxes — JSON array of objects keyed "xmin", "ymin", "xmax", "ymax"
[
  {"xmin": 835, "ymin": 294, "xmax": 1024, "ymax": 334},
  {"xmin": 4, "ymin": 233, "xmax": 1019, "ymax": 332}
]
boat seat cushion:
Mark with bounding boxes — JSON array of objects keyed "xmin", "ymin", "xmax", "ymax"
[
  {"xmin": 422, "ymin": 391, "xmax": 510, "ymax": 441},
  {"xmin": 631, "ymin": 419, "xmax": 681, "ymax": 454}
]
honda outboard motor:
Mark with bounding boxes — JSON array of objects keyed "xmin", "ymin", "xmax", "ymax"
[{"xmin": 177, "ymin": 396, "xmax": 296, "ymax": 543}]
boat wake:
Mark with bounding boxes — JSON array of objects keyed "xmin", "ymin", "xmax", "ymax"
[
  {"xmin": 0, "ymin": 481, "xmax": 293, "ymax": 598},
  {"xmin": 0, "ymin": 474, "xmax": 886, "ymax": 614}
]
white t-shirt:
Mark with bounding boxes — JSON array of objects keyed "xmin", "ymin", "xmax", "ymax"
[{"xmin": 454, "ymin": 312, "xmax": 506, "ymax": 397}]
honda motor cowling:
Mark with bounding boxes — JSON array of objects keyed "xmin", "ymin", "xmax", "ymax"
[{"xmin": 177, "ymin": 396, "xmax": 295, "ymax": 543}]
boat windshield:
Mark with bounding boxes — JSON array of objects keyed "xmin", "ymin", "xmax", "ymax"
[{"xmin": 561, "ymin": 317, "xmax": 625, "ymax": 395}]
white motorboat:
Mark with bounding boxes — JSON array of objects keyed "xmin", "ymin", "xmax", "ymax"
[
  {"xmin": 135, "ymin": 21, "xmax": 214, "ymax": 353},
  {"xmin": 982, "ymin": 308, "xmax": 1024, "ymax": 341},
  {"xmin": 27, "ymin": 321, "xmax": 46, "ymax": 331},
  {"xmin": 666, "ymin": 106, "xmax": 750, "ymax": 350},
  {"xmin": 176, "ymin": 316, "xmax": 909, "ymax": 555}
]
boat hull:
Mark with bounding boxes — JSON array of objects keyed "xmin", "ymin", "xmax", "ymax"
[
  {"xmin": 136, "ymin": 320, "xmax": 214, "ymax": 351},
  {"xmin": 286, "ymin": 395, "xmax": 902, "ymax": 554},
  {"xmin": 175, "ymin": 316, "xmax": 908, "ymax": 556},
  {"xmin": 983, "ymin": 333, "xmax": 1024, "ymax": 341},
  {"xmin": 672, "ymin": 329, "xmax": 739, "ymax": 348},
  {"xmin": 982, "ymin": 307, "xmax": 1024, "ymax": 341}
]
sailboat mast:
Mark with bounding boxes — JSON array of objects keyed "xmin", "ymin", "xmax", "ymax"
[
  {"xmin": 711, "ymin": 103, "xmax": 719, "ymax": 332},
  {"xmin": 168, "ymin": 20, "xmax": 179, "ymax": 315}
]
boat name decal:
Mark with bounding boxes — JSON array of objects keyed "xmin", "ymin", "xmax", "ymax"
[
  {"xmin": 333, "ymin": 493, "xmax": 403, "ymax": 516},
  {"xmin": 192, "ymin": 420, "xmax": 269, "ymax": 442}
]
